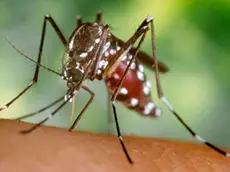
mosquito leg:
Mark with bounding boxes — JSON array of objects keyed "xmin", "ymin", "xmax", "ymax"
[
  {"xmin": 76, "ymin": 16, "xmax": 83, "ymax": 27},
  {"xmin": 20, "ymin": 90, "xmax": 74, "ymax": 134},
  {"xmin": 0, "ymin": 81, "xmax": 34, "ymax": 112},
  {"xmin": 100, "ymin": 19, "xmax": 149, "ymax": 164},
  {"xmin": 0, "ymin": 15, "xmax": 67, "ymax": 112},
  {"xmin": 68, "ymin": 85, "xmax": 95, "ymax": 131},
  {"xmin": 96, "ymin": 11, "xmax": 103, "ymax": 24},
  {"xmin": 108, "ymin": 27, "xmax": 148, "ymax": 165},
  {"xmin": 15, "ymin": 95, "xmax": 64, "ymax": 121},
  {"xmin": 149, "ymin": 18, "xmax": 230, "ymax": 157},
  {"xmin": 111, "ymin": 102, "xmax": 133, "ymax": 164}
]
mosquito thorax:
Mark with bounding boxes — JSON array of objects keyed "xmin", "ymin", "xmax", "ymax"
[
  {"xmin": 62, "ymin": 23, "xmax": 108, "ymax": 88},
  {"xmin": 68, "ymin": 22, "xmax": 105, "ymax": 63}
]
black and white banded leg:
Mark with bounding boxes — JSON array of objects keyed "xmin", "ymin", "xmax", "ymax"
[
  {"xmin": 16, "ymin": 95, "xmax": 64, "ymax": 121},
  {"xmin": 149, "ymin": 16, "xmax": 230, "ymax": 157},
  {"xmin": 109, "ymin": 19, "xmax": 150, "ymax": 164},
  {"xmin": 21, "ymin": 90, "xmax": 75, "ymax": 134},
  {"xmin": 112, "ymin": 102, "xmax": 133, "ymax": 164}
]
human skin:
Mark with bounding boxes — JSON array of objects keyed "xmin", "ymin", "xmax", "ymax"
[{"xmin": 0, "ymin": 119, "xmax": 229, "ymax": 172}]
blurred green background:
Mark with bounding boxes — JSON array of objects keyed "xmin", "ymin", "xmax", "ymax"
[{"xmin": 0, "ymin": 0, "xmax": 230, "ymax": 149}]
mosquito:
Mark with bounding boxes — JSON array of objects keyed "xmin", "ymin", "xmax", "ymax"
[{"xmin": 1, "ymin": 12, "xmax": 229, "ymax": 164}]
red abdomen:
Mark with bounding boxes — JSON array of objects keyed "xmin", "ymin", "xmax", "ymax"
[{"xmin": 105, "ymin": 57, "xmax": 161, "ymax": 117}]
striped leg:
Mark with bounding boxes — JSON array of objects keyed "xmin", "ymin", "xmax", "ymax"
[
  {"xmin": 20, "ymin": 90, "xmax": 74, "ymax": 134},
  {"xmin": 149, "ymin": 17, "xmax": 230, "ymax": 157},
  {"xmin": 16, "ymin": 96, "xmax": 64, "ymax": 121}
]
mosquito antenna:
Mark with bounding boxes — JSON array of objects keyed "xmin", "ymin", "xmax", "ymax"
[{"xmin": 5, "ymin": 37, "xmax": 62, "ymax": 77}]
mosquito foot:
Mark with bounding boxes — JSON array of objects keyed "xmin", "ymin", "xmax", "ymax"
[
  {"xmin": 20, "ymin": 130, "xmax": 32, "ymax": 134},
  {"xmin": 0, "ymin": 105, "xmax": 8, "ymax": 111},
  {"xmin": 68, "ymin": 128, "xmax": 74, "ymax": 132}
]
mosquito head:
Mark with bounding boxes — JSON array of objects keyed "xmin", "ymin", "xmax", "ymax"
[{"xmin": 67, "ymin": 23, "xmax": 105, "ymax": 63}]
